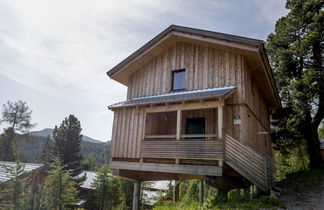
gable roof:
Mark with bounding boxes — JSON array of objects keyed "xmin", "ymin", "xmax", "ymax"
[
  {"xmin": 107, "ymin": 25, "xmax": 281, "ymax": 108},
  {"xmin": 107, "ymin": 25, "xmax": 264, "ymax": 78}
]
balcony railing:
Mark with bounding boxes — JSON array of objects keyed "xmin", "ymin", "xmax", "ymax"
[{"xmin": 141, "ymin": 134, "xmax": 223, "ymax": 160}]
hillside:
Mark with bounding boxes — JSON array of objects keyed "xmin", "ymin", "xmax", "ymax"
[
  {"xmin": 16, "ymin": 131, "xmax": 110, "ymax": 165},
  {"xmin": 31, "ymin": 128, "xmax": 103, "ymax": 143}
]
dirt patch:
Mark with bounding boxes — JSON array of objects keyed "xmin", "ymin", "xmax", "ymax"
[{"xmin": 278, "ymin": 170, "xmax": 324, "ymax": 210}]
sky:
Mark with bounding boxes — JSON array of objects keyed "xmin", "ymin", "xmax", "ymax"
[{"xmin": 0, "ymin": 0, "xmax": 288, "ymax": 142}]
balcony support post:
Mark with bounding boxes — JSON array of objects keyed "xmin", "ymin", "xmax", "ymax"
[
  {"xmin": 217, "ymin": 105, "xmax": 224, "ymax": 139},
  {"xmin": 199, "ymin": 179, "xmax": 204, "ymax": 206},
  {"xmin": 176, "ymin": 110, "xmax": 182, "ymax": 140},
  {"xmin": 173, "ymin": 179, "xmax": 180, "ymax": 203},
  {"xmin": 132, "ymin": 181, "xmax": 141, "ymax": 210}
]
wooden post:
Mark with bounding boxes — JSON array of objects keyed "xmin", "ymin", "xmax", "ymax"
[
  {"xmin": 218, "ymin": 105, "xmax": 223, "ymax": 139},
  {"xmin": 176, "ymin": 110, "xmax": 182, "ymax": 140},
  {"xmin": 132, "ymin": 181, "xmax": 141, "ymax": 210},
  {"xmin": 199, "ymin": 179, "xmax": 204, "ymax": 206},
  {"xmin": 173, "ymin": 180, "xmax": 180, "ymax": 203}
]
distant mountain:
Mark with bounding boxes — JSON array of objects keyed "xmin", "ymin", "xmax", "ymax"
[
  {"xmin": 31, "ymin": 128, "xmax": 104, "ymax": 143},
  {"xmin": 16, "ymin": 133, "xmax": 110, "ymax": 164}
]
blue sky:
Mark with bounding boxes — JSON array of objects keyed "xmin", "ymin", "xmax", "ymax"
[{"xmin": 0, "ymin": 0, "xmax": 288, "ymax": 141}]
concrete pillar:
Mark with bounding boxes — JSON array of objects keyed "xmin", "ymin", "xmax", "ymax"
[
  {"xmin": 199, "ymin": 179, "xmax": 204, "ymax": 206},
  {"xmin": 132, "ymin": 181, "xmax": 141, "ymax": 210},
  {"xmin": 173, "ymin": 180, "xmax": 180, "ymax": 203}
]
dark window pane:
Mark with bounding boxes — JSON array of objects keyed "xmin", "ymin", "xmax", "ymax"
[{"xmin": 172, "ymin": 70, "xmax": 185, "ymax": 90}]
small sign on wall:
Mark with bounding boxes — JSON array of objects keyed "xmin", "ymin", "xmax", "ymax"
[{"xmin": 233, "ymin": 115, "xmax": 241, "ymax": 125}]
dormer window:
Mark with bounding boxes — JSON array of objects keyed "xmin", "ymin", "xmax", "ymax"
[{"xmin": 172, "ymin": 69, "xmax": 185, "ymax": 91}]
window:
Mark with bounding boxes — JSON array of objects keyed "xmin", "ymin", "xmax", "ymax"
[{"xmin": 172, "ymin": 69, "xmax": 185, "ymax": 91}]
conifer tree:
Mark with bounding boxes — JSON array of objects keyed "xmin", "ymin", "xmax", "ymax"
[
  {"xmin": 267, "ymin": 0, "xmax": 324, "ymax": 169},
  {"xmin": 0, "ymin": 100, "xmax": 36, "ymax": 161},
  {"xmin": 40, "ymin": 136, "xmax": 56, "ymax": 167},
  {"xmin": 53, "ymin": 115, "xmax": 83, "ymax": 177},
  {"xmin": 42, "ymin": 157, "xmax": 78, "ymax": 210},
  {"xmin": 92, "ymin": 164, "xmax": 125, "ymax": 210}
]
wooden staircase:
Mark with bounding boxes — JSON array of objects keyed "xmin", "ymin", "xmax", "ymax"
[{"xmin": 224, "ymin": 133, "xmax": 275, "ymax": 193}]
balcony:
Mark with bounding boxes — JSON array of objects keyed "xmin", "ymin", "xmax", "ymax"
[{"xmin": 141, "ymin": 134, "xmax": 223, "ymax": 160}]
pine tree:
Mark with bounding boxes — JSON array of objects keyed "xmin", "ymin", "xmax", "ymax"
[
  {"xmin": 91, "ymin": 164, "xmax": 126, "ymax": 210},
  {"xmin": 40, "ymin": 136, "xmax": 56, "ymax": 167},
  {"xmin": 267, "ymin": 0, "xmax": 324, "ymax": 169},
  {"xmin": 42, "ymin": 157, "xmax": 78, "ymax": 210},
  {"xmin": 53, "ymin": 115, "xmax": 83, "ymax": 177},
  {"xmin": 0, "ymin": 100, "xmax": 36, "ymax": 161}
]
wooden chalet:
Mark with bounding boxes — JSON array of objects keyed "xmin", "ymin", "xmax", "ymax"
[{"xmin": 107, "ymin": 25, "xmax": 280, "ymax": 204}]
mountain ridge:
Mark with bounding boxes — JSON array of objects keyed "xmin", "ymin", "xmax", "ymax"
[{"xmin": 31, "ymin": 128, "xmax": 105, "ymax": 144}]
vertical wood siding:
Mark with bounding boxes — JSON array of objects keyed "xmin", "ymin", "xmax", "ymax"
[
  {"xmin": 127, "ymin": 42, "xmax": 245, "ymax": 101},
  {"xmin": 111, "ymin": 41, "xmax": 273, "ymax": 159}
]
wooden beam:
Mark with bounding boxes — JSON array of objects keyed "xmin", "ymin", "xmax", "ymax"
[
  {"xmin": 146, "ymin": 100, "xmax": 225, "ymax": 113},
  {"xmin": 218, "ymin": 105, "xmax": 224, "ymax": 139},
  {"xmin": 110, "ymin": 161, "xmax": 223, "ymax": 176},
  {"xmin": 176, "ymin": 110, "xmax": 182, "ymax": 140}
]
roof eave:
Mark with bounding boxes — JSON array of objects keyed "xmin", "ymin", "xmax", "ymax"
[{"xmin": 106, "ymin": 25, "xmax": 264, "ymax": 79}]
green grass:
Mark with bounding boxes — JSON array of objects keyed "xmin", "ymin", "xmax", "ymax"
[{"xmin": 153, "ymin": 195, "xmax": 286, "ymax": 210}]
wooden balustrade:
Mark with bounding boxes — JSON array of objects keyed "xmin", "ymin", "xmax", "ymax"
[
  {"xmin": 224, "ymin": 133, "xmax": 275, "ymax": 192},
  {"xmin": 141, "ymin": 138, "xmax": 223, "ymax": 160}
]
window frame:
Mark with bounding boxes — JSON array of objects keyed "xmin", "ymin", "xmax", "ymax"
[{"xmin": 171, "ymin": 69, "xmax": 186, "ymax": 91}]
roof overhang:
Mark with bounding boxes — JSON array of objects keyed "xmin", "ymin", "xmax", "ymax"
[
  {"xmin": 109, "ymin": 86, "xmax": 235, "ymax": 110},
  {"xmin": 107, "ymin": 25, "xmax": 281, "ymax": 108}
]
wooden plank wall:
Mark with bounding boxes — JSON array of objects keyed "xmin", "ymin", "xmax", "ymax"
[
  {"xmin": 111, "ymin": 107, "xmax": 146, "ymax": 158},
  {"xmin": 145, "ymin": 112, "xmax": 177, "ymax": 135},
  {"xmin": 127, "ymin": 41, "xmax": 245, "ymax": 103},
  {"xmin": 244, "ymin": 72, "xmax": 273, "ymax": 157}
]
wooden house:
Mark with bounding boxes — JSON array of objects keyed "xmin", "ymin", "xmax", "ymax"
[{"xmin": 107, "ymin": 25, "xmax": 280, "ymax": 199}]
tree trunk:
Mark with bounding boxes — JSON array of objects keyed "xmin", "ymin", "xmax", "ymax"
[{"xmin": 305, "ymin": 124, "xmax": 324, "ymax": 169}]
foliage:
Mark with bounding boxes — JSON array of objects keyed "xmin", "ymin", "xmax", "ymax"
[
  {"xmin": 40, "ymin": 136, "xmax": 56, "ymax": 167},
  {"xmin": 154, "ymin": 187, "xmax": 285, "ymax": 210},
  {"xmin": 0, "ymin": 100, "xmax": 36, "ymax": 161},
  {"xmin": 91, "ymin": 164, "xmax": 133, "ymax": 210},
  {"xmin": 0, "ymin": 128, "xmax": 18, "ymax": 161},
  {"xmin": 21, "ymin": 171, "xmax": 44, "ymax": 210},
  {"xmin": 319, "ymin": 121, "xmax": 324, "ymax": 139},
  {"xmin": 81, "ymin": 141, "xmax": 110, "ymax": 165},
  {"xmin": 0, "ymin": 161, "xmax": 25, "ymax": 210},
  {"xmin": 0, "ymin": 100, "xmax": 36, "ymax": 133},
  {"xmin": 81, "ymin": 154, "xmax": 97, "ymax": 171},
  {"xmin": 42, "ymin": 157, "xmax": 78, "ymax": 210},
  {"xmin": 266, "ymin": 0, "xmax": 324, "ymax": 169},
  {"xmin": 53, "ymin": 115, "xmax": 83, "ymax": 177},
  {"xmin": 275, "ymin": 142, "xmax": 310, "ymax": 180}
]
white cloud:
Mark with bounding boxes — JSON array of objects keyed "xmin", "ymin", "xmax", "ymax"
[{"xmin": 0, "ymin": 0, "xmax": 287, "ymax": 140}]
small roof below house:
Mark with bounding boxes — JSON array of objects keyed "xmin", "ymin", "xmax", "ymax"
[
  {"xmin": 143, "ymin": 181, "xmax": 173, "ymax": 206},
  {"xmin": 0, "ymin": 161, "xmax": 43, "ymax": 183},
  {"xmin": 109, "ymin": 86, "xmax": 235, "ymax": 109},
  {"xmin": 77, "ymin": 171, "xmax": 98, "ymax": 190}
]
